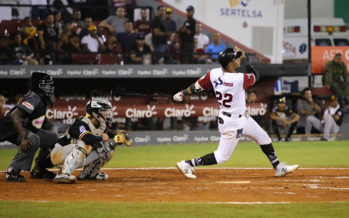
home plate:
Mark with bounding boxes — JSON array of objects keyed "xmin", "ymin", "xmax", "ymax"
[{"xmin": 217, "ymin": 181, "xmax": 251, "ymax": 184}]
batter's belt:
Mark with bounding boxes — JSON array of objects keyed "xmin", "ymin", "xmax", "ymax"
[{"xmin": 222, "ymin": 111, "xmax": 243, "ymax": 118}]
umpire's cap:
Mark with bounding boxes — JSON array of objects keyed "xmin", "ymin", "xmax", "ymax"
[{"xmin": 218, "ymin": 47, "xmax": 243, "ymax": 69}]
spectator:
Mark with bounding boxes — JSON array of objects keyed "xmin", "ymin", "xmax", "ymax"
[
  {"xmin": 106, "ymin": 36, "xmax": 123, "ymax": 54},
  {"xmin": 129, "ymin": 33, "xmax": 152, "ymax": 64},
  {"xmin": 194, "ymin": 23, "xmax": 209, "ymax": 63},
  {"xmin": 71, "ymin": 9, "xmax": 84, "ymax": 29},
  {"xmin": 38, "ymin": 13, "xmax": 60, "ymax": 64},
  {"xmin": 205, "ymin": 32, "xmax": 226, "ymax": 62},
  {"xmin": 116, "ymin": 21, "xmax": 136, "ymax": 54},
  {"xmin": 20, "ymin": 17, "xmax": 40, "ymax": 54},
  {"xmin": 0, "ymin": 36, "xmax": 17, "ymax": 65},
  {"xmin": 80, "ymin": 17, "xmax": 94, "ymax": 38},
  {"xmin": 163, "ymin": 8, "xmax": 177, "ymax": 37},
  {"xmin": 56, "ymin": 32, "xmax": 81, "ymax": 64},
  {"xmin": 168, "ymin": 32, "xmax": 181, "ymax": 64},
  {"xmin": 81, "ymin": 25, "xmax": 105, "ymax": 53},
  {"xmin": 9, "ymin": 33, "xmax": 38, "ymax": 65},
  {"xmin": 54, "ymin": 12, "xmax": 64, "ymax": 32},
  {"xmin": 270, "ymin": 97, "xmax": 299, "ymax": 142},
  {"xmin": 144, "ymin": 32, "xmax": 154, "ymax": 52},
  {"xmin": 0, "ymin": 95, "xmax": 5, "ymax": 119},
  {"xmin": 61, "ymin": 21, "xmax": 74, "ymax": 35},
  {"xmin": 99, "ymin": 7, "xmax": 128, "ymax": 34},
  {"xmin": 246, "ymin": 90, "xmax": 257, "ymax": 103},
  {"xmin": 134, "ymin": 8, "xmax": 151, "ymax": 34},
  {"xmin": 297, "ymin": 88, "xmax": 322, "ymax": 134},
  {"xmin": 151, "ymin": 5, "xmax": 169, "ymax": 64},
  {"xmin": 323, "ymin": 53, "xmax": 348, "ymax": 106},
  {"xmin": 179, "ymin": 5, "xmax": 196, "ymax": 64},
  {"xmin": 194, "ymin": 23, "xmax": 209, "ymax": 50}
]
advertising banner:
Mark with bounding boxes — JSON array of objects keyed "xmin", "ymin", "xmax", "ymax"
[
  {"xmin": 42, "ymin": 98, "xmax": 268, "ymax": 124},
  {"xmin": 311, "ymin": 46, "xmax": 349, "ymax": 74}
]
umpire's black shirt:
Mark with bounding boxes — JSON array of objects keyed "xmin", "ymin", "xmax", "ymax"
[{"xmin": 0, "ymin": 91, "xmax": 47, "ymax": 142}]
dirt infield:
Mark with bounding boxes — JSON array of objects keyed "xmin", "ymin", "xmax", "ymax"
[{"xmin": 0, "ymin": 168, "xmax": 349, "ymax": 203}]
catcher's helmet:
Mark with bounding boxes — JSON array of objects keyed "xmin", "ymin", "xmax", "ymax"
[
  {"xmin": 30, "ymin": 72, "xmax": 54, "ymax": 105},
  {"xmin": 218, "ymin": 47, "xmax": 243, "ymax": 69},
  {"xmin": 86, "ymin": 98, "xmax": 112, "ymax": 127}
]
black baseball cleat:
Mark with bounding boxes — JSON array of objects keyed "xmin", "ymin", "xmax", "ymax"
[
  {"xmin": 30, "ymin": 168, "xmax": 56, "ymax": 179},
  {"xmin": 5, "ymin": 168, "xmax": 25, "ymax": 182}
]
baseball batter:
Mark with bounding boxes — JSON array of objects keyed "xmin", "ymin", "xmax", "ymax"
[{"xmin": 174, "ymin": 47, "xmax": 299, "ymax": 179}]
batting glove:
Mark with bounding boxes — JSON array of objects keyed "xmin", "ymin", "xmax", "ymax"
[{"xmin": 173, "ymin": 91, "xmax": 184, "ymax": 102}]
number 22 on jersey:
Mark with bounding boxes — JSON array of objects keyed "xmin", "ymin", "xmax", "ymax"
[{"xmin": 215, "ymin": 91, "xmax": 233, "ymax": 108}]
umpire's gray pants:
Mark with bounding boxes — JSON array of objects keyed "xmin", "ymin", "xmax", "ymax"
[{"xmin": 8, "ymin": 129, "xmax": 57, "ymax": 171}]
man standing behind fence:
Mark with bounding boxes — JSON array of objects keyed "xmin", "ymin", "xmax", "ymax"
[{"xmin": 324, "ymin": 53, "xmax": 348, "ymax": 106}]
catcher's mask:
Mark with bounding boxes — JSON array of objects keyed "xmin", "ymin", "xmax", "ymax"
[
  {"xmin": 30, "ymin": 72, "xmax": 54, "ymax": 106},
  {"xmin": 86, "ymin": 98, "xmax": 112, "ymax": 128},
  {"xmin": 218, "ymin": 47, "xmax": 243, "ymax": 69}
]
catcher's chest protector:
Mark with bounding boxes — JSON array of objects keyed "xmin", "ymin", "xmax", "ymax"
[{"xmin": 82, "ymin": 116, "xmax": 105, "ymax": 136}]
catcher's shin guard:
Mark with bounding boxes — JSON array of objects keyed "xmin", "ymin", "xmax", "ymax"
[
  {"xmin": 61, "ymin": 141, "xmax": 91, "ymax": 175},
  {"xmin": 79, "ymin": 149, "xmax": 115, "ymax": 180}
]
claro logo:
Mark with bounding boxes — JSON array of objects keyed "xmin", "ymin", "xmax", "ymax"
[
  {"xmin": 165, "ymin": 105, "xmax": 195, "ymax": 117},
  {"xmin": 246, "ymin": 103, "xmax": 267, "ymax": 116},
  {"xmin": 125, "ymin": 105, "xmax": 157, "ymax": 118},
  {"xmin": 46, "ymin": 106, "xmax": 78, "ymax": 124},
  {"xmin": 134, "ymin": 135, "xmax": 150, "ymax": 143},
  {"xmin": 202, "ymin": 107, "xmax": 220, "ymax": 117},
  {"xmin": 112, "ymin": 106, "xmax": 118, "ymax": 117}
]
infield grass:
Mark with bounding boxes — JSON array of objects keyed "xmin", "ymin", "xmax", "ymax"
[
  {"xmin": 1, "ymin": 140, "xmax": 348, "ymax": 170},
  {"xmin": 0, "ymin": 201, "xmax": 348, "ymax": 218}
]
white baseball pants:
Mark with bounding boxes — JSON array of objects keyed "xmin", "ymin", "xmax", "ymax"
[{"xmin": 214, "ymin": 112, "xmax": 272, "ymax": 164}]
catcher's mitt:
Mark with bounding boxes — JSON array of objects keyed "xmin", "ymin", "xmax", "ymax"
[{"xmin": 114, "ymin": 130, "xmax": 131, "ymax": 146}]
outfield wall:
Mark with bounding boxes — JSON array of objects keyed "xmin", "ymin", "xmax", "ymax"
[
  {"xmin": 0, "ymin": 64, "xmax": 308, "ymax": 78},
  {"xmin": 1, "ymin": 129, "xmax": 343, "ymax": 148}
]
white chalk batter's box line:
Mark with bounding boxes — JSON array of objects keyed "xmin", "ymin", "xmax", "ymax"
[
  {"xmin": 101, "ymin": 167, "xmax": 349, "ymax": 170},
  {"xmin": 1, "ymin": 167, "xmax": 349, "ymax": 173}
]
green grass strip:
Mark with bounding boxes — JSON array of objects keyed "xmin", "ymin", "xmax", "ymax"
[
  {"xmin": 0, "ymin": 201, "xmax": 348, "ymax": 218},
  {"xmin": 0, "ymin": 140, "xmax": 348, "ymax": 170}
]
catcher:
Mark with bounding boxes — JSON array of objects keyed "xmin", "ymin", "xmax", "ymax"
[{"xmin": 50, "ymin": 98, "xmax": 131, "ymax": 184}]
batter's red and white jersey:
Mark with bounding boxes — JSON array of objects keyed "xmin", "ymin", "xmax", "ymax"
[{"xmin": 198, "ymin": 67, "xmax": 256, "ymax": 116}]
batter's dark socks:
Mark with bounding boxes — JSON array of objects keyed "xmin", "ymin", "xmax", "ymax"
[
  {"xmin": 187, "ymin": 153, "xmax": 217, "ymax": 167},
  {"xmin": 260, "ymin": 143, "xmax": 279, "ymax": 169}
]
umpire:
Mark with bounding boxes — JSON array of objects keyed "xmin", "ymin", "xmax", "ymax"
[{"xmin": 0, "ymin": 72, "xmax": 58, "ymax": 182}]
